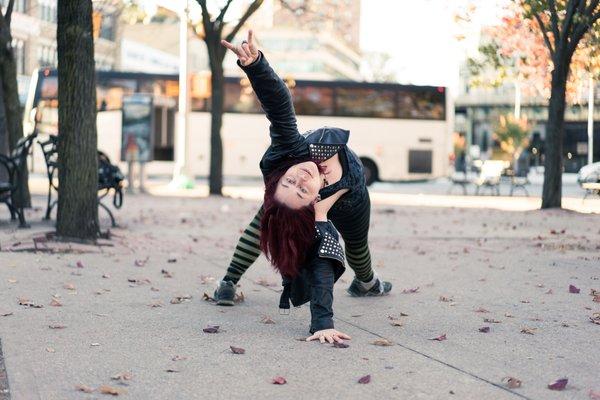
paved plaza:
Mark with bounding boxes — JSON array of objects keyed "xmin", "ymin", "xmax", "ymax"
[{"xmin": 0, "ymin": 184, "xmax": 599, "ymax": 399}]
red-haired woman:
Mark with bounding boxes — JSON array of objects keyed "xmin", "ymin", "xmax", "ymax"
[{"xmin": 217, "ymin": 31, "xmax": 391, "ymax": 342}]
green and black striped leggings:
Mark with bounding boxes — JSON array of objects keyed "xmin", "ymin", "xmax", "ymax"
[{"xmin": 223, "ymin": 191, "xmax": 374, "ymax": 284}]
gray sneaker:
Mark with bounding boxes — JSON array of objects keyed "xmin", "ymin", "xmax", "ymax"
[
  {"xmin": 214, "ymin": 280, "xmax": 236, "ymax": 306},
  {"xmin": 347, "ymin": 277, "xmax": 392, "ymax": 297}
]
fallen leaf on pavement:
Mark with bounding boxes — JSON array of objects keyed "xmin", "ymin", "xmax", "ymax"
[
  {"xmin": 504, "ymin": 313, "xmax": 514, "ymax": 318},
  {"xmin": 429, "ymin": 334, "xmax": 447, "ymax": 341},
  {"xmin": 200, "ymin": 275, "xmax": 215, "ymax": 284},
  {"xmin": 49, "ymin": 324, "xmax": 66, "ymax": 329},
  {"xmin": 111, "ymin": 372, "xmax": 133, "ymax": 381},
  {"xmin": 234, "ymin": 292, "xmax": 245, "ymax": 303},
  {"xmin": 503, "ymin": 376, "xmax": 522, "ymax": 389},
  {"xmin": 439, "ymin": 296, "xmax": 453, "ymax": 302},
  {"xmin": 333, "ymin": 342, "xmax": 349, "ymax": 348},
  {"xmin": 590, "ymin": 313, "xmax": 600, "ymax": 325},
  {"xmin": 591, "ymin": 289, "xmax": 600, "ymax": 296},
  {"xmin": 203, "ymin": 325, "xmax": 220, "ymax": 333},
  {"xmin": 166, "ymin": 369, "xmax": 179, "ymax": 373},
  {"xmin": 46, "ymin": 347, "xmax": 55, "ymax": 353},
  {"xmin": 520, "ymin": 327, "xmax": 536, "ymax": 335},
  {"xmin": 569, "ymin": 285, "xmax": 580, "ymax": 294},
  {"xmin": 483, "ymin": 318, "xmax": 501, "ymax": 323},
  {"xmin": 358, "ymin": 375, "xmax": 371, "ymax": 384},
  {"xmin": 102, "ymin": 273, "xmax": 110, "ymax": 279},
  {"xmin": 76, "ymin": 261, "xmax": 85, "ymax": 268},
  {"xmin": 0, "ymin": 311, "xmax": 13, "ymax": 317},
  {"xmin": 75, "ymin": 384, "xmax": 94, "ymax": 393},
  {"xmin": 50, "ymin": 298, "xmax": 62, "ymax": 307},
  {"xmin": 230, "ymin": 346, "xmax": 245, "ymax": 354},
  {"xmin": 547, "ymin": 378, "xmax": 568, "ymax": 391},
  {"xmin": 478, "ymin": 326, "xmax": 490, "ymax": 333},
  {"xmin": 148, "ymin": 301, "xmax": 163, "ymax": 308},
  {"xmin": 18, "ymin": 298, "xmax": 43, "ymax": 308},
  {"xmin": 134, "ymin": 257, "xmax": 149, "ymax": 267},
  {"xmin": 99, "ymin": 385, "xmax": 123, "ymax": 395},
  {"xmin": 63, "ymin": 283, "xmax": 76, "ymax": 291},
  {"xmin": 474, "ymin": 307, "xmax": 490, "ymax": 313},
  {"xmin": 170, "ymin": 295, "xmax": 192, "ymax": 304},
  {"xmin": 202, "ymin": 292, "xmax": 215, "ymax": 302},
  {"xmin": 161, "ymin": 269, "xmax": 173, "ymax": 278},
  {"xmin": 260, "ymin": 315, "xmax": 275, "ymax": 324},
  {"xmin": 372, "ymin": 339, "xmax": 393, "ymax": 346},
  {"xmin": 401, "ymin": 287, "xmax": 419, "ymax": 294},
  {"xmin": 7, "ymin": 278, "xmax": 17, "ymax": 283},
  {"xmin": 272, "ymin": 376, "xmax": 287, "ymax": 385},
  {"xmin": 389, "ymin": 318, "xmax": 403, "ymax": 327},
  {"xmin": 172, "ymin": 355, "xmax": 188, "ymax": 361}
]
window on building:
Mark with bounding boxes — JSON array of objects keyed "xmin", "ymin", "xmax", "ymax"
[
  {"xmin": 39, "ymin": 0, "xmax": 57, "ymax": 22},
  {"xmin": 291, "ymin": 85, "xmax": 334, "ymax": 116},
  {"xmin": 38, "ymin": 44, "xmax": 57, "ymax": 67},
  {"xmin": 99, "ymin": 13, "xmax": 116, "ymax": 41},
  {"xmin": 335, "ymin": 87, "xmax": 396, "ymax": 118},
  {"xmin": 11, "ymin": 38, "xmax": 25, "ymax": 75},
  {"xmin": 1, "ymin": 0, "xmax": 26, "ymax": 13}
]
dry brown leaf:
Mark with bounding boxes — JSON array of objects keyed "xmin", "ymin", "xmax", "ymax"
[
  {"xmin": 148, "ymin": 302, "xmax": 163, "ymax": 308},
  {"xmin": 18, "ymin": 297, "xmax": 43, "ymax": 308},
  {"xmin": 75, "ymin": 384, "xmax": 95, "ymax": 393},
  {"xmin": 474, "ymin": 307, "xmax": 490, "ymax": 313},
  {"xmin": 439, "ymin": 296, "xmax": 453, "ymax": 302},
  {"xmin": 63, "ymin": 283, "xmax": 76, "ymax": 291},
  {"xmin": 172, "ymin": 355, "xmax": 187, "ymax": 361},
  {"xmin": 200, "ymin": 275, "xmax": 215, "ymax": 284},
  {"xmin": 50, "ymin": 298, "xmax": 62, "ymax": 307},
  {"xmin": 99, "ymin": 385, "xmax": 123, "ymax": 395},
  {"xmin": 372, "ymin": 339, "xmax": 393, "ymax": 346},
  {"xmin": 161, "ymin": 269, "xmax": 173, "ymax": 278},
  {"xmin": 7, "ymin": 278, "xmax": 17, "ymax": 283},
  {"xmin": 520, "ymin": 327, "xmax": 536, "ymax": 335},
  {"xmin": 170, "ymin": 294, "xmax": 192, "ymax": 304},
  {"xmin": 389, "ymin": 319, "xmax": 403, "ymax": 327},
  {"xmin": 230, "ymin": 346, "xmax": 245, "ymax": 354},
  {"xmin": 49, "ymin": 324, "xmax": 66, "ymax": 329},
  {"xmin": 260, "ymin": 315, "xmax": 275, "ymax": 324},
  {"xmin": 590, "ymin": 313, "xmax": 600, "ymax": 325},
  {"xmin": 111, "ymin": 372, "xmax": 133, "ymax": 381},
  {"xmin": 483, "ymin": 318, "xmax": 501, "ymax": 324},
  {"xmin": 234, "ymin": 292, "xmax": 245, "ymax": 303},
  {"xmin": 272, "ymin": 376, "xmax": 287, "ymax": 385},
  {"xmin": 503, "ymin": 376, "xmax": 522, "ymax": 389},
  {"xmin": 1, "ymin": 311, "xmax": 13, "ymax": 317},
  {"xmin": 202, "ymin": 292, "xmax": 215, "ymax": 302},
  {"xmin": 46, "ymin": 347, "xmax": 55, "ymax": 353},
  {"xmin": 254, "ymin": 277, "xmax": 277, "ymax": 287}
]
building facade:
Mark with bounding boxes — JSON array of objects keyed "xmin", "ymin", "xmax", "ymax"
[{"xmin": 1, "ymin": 0, "xmax": 119, "ymax": 103}]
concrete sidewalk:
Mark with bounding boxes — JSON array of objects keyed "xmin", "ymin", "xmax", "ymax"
[{"xmin": 0, "ymin": 194, "xmax": 599, "ymax": 399}]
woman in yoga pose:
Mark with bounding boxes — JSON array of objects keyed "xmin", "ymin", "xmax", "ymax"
[{"xmin": 218, "ymin": 30, "xmax": 392, "ymax": 343}]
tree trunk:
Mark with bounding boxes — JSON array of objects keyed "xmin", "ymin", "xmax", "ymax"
[
  {"xmin": 209, "ymin": 57, "xmax": 224, "ymax": 195},
  {"xmin": 541, "ymin": 63, "xmax": 569, "ymax": 209},
  {"xmin": 0, "ymin": 12, "xmax": 31, "ymax": 207},
  {"xmin": 56, "ymin": 0, "xmax": 99, "ymax": 239}
]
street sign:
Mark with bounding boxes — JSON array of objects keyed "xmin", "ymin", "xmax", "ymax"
[{"xmin": 121, "ymin": 94, "xmax": 154, "ymax": 163}]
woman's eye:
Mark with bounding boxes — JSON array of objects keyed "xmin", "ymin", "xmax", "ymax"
[
  {"xmin": 286, "ymin": 177, "xmax": 294, "ymax": 184},
  {"xmin": 301, "ymin": 188, "xmax": 308, "ymax": 194}
]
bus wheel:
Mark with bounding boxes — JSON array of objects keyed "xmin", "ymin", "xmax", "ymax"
[{"xmin": 360, "ymin": 158, "xmax": 378, "ymax": 186}]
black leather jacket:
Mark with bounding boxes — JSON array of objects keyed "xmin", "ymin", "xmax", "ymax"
[
  {"xmin": 239, "ymin": 51, "xmax": 358, "ymax": 332},
  {"xmin": 239, "ymin": 51, "xmax": 367, "ymax": 209}
]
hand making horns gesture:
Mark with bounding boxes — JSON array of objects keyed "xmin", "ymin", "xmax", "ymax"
[{"xmin": 221, "ymin": 29, "xmax": 259, "ymax": 67}]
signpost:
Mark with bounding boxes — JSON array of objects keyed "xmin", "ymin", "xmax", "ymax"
[{"xmin": 121, "ymin": 94, "xmax": 154, "ymax": 193}]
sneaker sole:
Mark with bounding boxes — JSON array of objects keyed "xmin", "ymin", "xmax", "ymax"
[{"xmin": 216, "ymin": 299, "xmax": 235, "ymax": 306}]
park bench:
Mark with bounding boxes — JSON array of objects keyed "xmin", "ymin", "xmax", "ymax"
[
  {"xmin": 38, "ymin": 135, "xmax": 125, "ymax": 227},
  {"xmin": 473, "ymin": 160, "xmax": 504, "ymax": 196},
  {"xmin": 0, "ymin": 132, "xmax": 38, "ymax": 227},
  {"xmin": 581, "ymin": 182, "xmax": 600, "ymax": 200}
]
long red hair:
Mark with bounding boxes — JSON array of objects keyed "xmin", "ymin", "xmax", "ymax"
[{"xmin": 260, "ymin": 158, "xmax": 320, "ymax": 278}]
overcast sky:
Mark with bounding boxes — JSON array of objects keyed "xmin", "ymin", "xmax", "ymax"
[{"xmin": 359, "ymin": 0, "xmax": 510, "ymax": 93}]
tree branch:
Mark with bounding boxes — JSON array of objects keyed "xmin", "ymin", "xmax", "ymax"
[
  {"xmin": 533, "ymin": 12, "xmax": 556, "ymax": 58},
  {"xmin": 196, "ymin": 0, "xmax": 214, "ymax": 39},
  {"xmin": 549, "ymin": 0, "xmax": 561, "ymax": 42},
  {"xmin": 4, "ymin": 0, "xmax": 14, "ymax": 27},
  {"xmin": 216, "ymin": 0, "xmax": 234, "ymax": 27},
  {"xmin": 224, "ymin": 0, "xmax": 264, "ymax": 44},
  {"xmin": 560, "ymin": 0, "xmax": 580, "ymax": 41}
]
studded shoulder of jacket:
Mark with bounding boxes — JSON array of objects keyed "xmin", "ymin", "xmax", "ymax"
[{"xmin": 314, "ymin": 221, "xmax": 344, "ymax": 266}]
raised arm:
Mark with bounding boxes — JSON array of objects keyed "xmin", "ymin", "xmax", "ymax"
[{"xmin": 221, "ymin": 30, "xmax": 302, "ymax": 149}]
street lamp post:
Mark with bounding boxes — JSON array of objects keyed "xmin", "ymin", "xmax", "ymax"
[{"xmin": 170, "ymin": 0, "xmax": 194, "ymax": 189}]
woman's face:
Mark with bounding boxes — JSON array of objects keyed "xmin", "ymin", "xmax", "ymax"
[{"xmin": 274, "ymin": 161, "xmax": 321, "ymax": 209}]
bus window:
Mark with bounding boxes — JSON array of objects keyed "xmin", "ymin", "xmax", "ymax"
[
  {"xmin": 335, "ymin": 87, "xmax": 395, "ymax": 118},
  {"xmin": 397, "ymin": 90, "xmax": 445, "ymax": 120},
  {"xmin": 224, "ymin": 80, "xmax": 262, "ymax": 113},
  {"xmin": 291, "ymin": 85, "xmax": 334, "ymax": 116}
]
